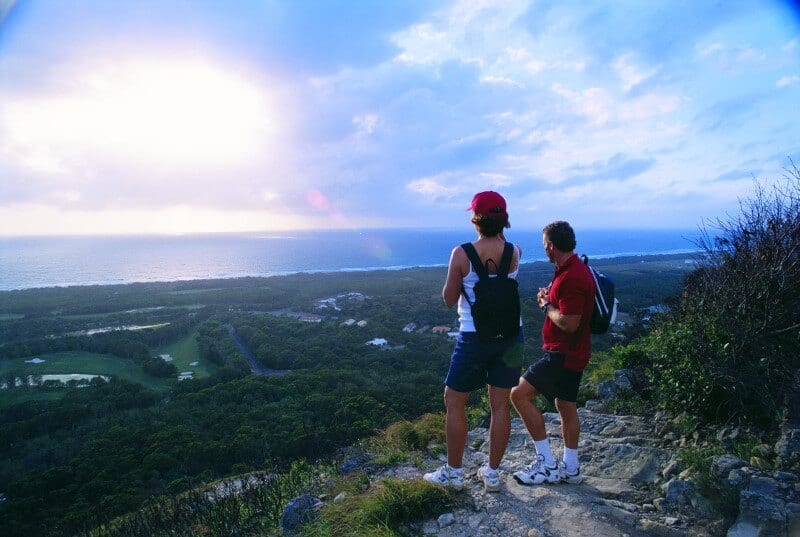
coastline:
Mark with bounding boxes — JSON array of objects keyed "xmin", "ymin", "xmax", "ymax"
[{"xmin": 0, "ymin": 250, "xmax": 702, "ymax": 293}]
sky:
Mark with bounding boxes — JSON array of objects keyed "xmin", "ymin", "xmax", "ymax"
[{"xmin": 0, "ymin": 0, "xmax": 799, "ymax": 235}]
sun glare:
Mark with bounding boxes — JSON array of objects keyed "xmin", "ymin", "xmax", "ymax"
[{"xmin": 3, "ymin": 57, "xmax": 278, "ymax": 171}]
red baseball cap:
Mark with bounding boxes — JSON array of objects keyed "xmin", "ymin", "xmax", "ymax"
[{"xmin": 467, "ymin": 191, "xmax": 507, "ymax": 215}]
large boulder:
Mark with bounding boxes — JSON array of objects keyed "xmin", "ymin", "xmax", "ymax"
[{"xmin": 727, "ymin": 477, "xmax": 787, "ymax": 537}]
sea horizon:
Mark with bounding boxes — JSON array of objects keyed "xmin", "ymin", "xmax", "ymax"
[{"xmin": 0, "ymin": 228, "xmax": 707, "ymax": 292}]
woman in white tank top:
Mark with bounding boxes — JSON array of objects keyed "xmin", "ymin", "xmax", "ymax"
[{"xmin": 424, "ymin": 191, "xmax": 524, "ymax": 492}]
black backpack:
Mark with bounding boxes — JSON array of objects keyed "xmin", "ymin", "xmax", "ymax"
[
  {"xmin": 461, "ymin": 242, "xmax": 520, "ymax": 342},
  {"xmin": 581, "ymin": 255, "xmax": 618, "ymax": 334}
]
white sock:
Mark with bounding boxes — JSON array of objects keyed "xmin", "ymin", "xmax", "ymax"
[
  {"xmin": 447, "ymin": 464, "xmax": 463, "ymax": 474},
  {"xmin": 534, "ymin": 439, "xmax": 555, "ymax": 466},
  {"xmin": 563, "ymin": 447, "xmax": 579, "ymax": 471},
  {"xmin": 485, "ymin": 465, "xmax": 499, "ymax": 476}
]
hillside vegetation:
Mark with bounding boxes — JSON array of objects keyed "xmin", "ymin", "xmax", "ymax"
[
  {"xmin": 616, "ymin": 164, "xmax": 800, "ymax": 426},
  {"xmin": 1, "ymin": 242, "xmax": 699, "ymax": 534}
]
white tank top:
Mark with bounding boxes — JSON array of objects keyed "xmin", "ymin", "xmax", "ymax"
[{"xmin": 457, "ymin": 260, "xmax": 521, "ymax": 333}]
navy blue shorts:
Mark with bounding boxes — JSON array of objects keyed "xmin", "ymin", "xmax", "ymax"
[
  {"xmin": 444, "ymin": 331, "xmax": 523, "ymax": 393},
  {"xmin": 522, "ymin": 351, "xmax": 583, "ymax": 403}
]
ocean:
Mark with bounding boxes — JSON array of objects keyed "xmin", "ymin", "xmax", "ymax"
[{"xmin": 0, "ymin": 228, "xmax": 705, "ymax": 291}]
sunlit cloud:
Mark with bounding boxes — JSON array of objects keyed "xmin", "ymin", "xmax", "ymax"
[{"xmin": 1, "ymin": 57, "xmax": 277, "ymax": 171}]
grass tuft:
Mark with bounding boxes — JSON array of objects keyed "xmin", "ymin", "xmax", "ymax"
[
  {"xmin": 372, "ymin": 413, "xmax": 446, "ymax": 465},
  {"xmin": 301, "ymin": 478, "xmax": 463, "ymax": 537}
]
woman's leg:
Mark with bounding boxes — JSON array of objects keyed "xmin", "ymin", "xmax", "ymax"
[
  {"xmin": 487, "ymin": 385, "xmax": 512, "ymax": 468},
  {"xmin": 444, "ymin": 386, "xmax": 471, "ymax": 468}
]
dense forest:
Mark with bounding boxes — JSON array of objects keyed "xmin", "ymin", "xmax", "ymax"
[{"xmin": 0, "ymin": 254, "xmax": 692, "ymax": 536}]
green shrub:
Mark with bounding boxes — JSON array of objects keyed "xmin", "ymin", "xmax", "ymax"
[{"xmin": 620, "ymin": 164, "xmax": 800, "ymax": 427}]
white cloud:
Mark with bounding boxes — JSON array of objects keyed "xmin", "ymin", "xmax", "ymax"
[
  {"xmin": 612, "ymin": 53, "xmax": 661, "ymax": 92},
  {"xmin": 353, "ymin": 113, "xmax": 379, "ymax": 135},
  {"xmin": 406, "ymin": 176, "xmax": 462, "ymax": 199},
  {"xmin": 776, "ymin": 75, "xmax": 800, "ymax": 88},
  {"xmin": 480, "ymin": 75, "xmax": 525, "ymax": 88},
  {"xmin": 697, "ymin": 42, "xmax": 725, "ymax": 57}
]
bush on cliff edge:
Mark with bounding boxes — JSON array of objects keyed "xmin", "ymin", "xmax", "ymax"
[{"xmin": 622, "ymin": 162, "xmax": 800, "ymax": 425}]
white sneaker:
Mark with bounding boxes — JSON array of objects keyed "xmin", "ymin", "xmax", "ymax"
[
  {"xmin": 513, "ymin": 454, "xmax": 560, "ymax": 485},
  {"xmin": 559, "ymin": 461, "xmax": 583, "ymax": 484},
  {"xmin": 423, "ymin": 464, "xmax": 464, "ymax": 488},
  {"xmin": 478, "ymin": 464, "xmax": 501, "ymax": 492}
]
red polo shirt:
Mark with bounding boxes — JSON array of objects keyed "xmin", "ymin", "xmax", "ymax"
[{"xmin": 542, "ymin": 253, "xmax": 595, "ymax": 371}]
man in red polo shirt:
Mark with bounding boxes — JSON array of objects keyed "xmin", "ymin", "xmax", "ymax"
[{"xmin": 511, "ymin": 221, "xmax": 594, "ymax": 485}]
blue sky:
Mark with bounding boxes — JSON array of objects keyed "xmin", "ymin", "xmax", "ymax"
[{"xmin": 0, "ymin": 0, "xmax": 798, "ymax": 235}]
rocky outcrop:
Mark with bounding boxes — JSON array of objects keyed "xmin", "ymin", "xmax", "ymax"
[{"xmin": 281, "ymin": 403, "xmax": 800, "ymax": 535}]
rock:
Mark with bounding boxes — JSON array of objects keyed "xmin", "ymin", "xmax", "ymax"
[
  {"xmin": 468, "ymin": 514, "xmax": 483, "ymax": 528},
  {"xmin": 597, "ymin": 380, "xmax": 617, "ymax": 400},
  {"xmin": 728, "ymin": 469, "xmax": 745, "ymax": 487},
  {"xmin": 752, "ymin": 444, "xmax": 773, "ymax": 458},
  {"xmin": 775, "ymin": 426, "xmax": 800, "ymax": 464},
  {"xmin": 739, "ymin": 490, "xmax": 786, "ymax": 523},
  {"xmin": 653, "ymin": 497, "xmax": 666, "ymax": 511},
  {"xmin": 422, "ymin": 520, "xmax": 438, "ymax": 535},
  {"xmin": 613, "ymin": 369, "xmax": 634, "ymax": 392},
  {"xmin": 438, "ymin": 513, "xmax": 456, "ymax": 527},
  {"xmin": 662, "ymin": 478, "xmax": 693, "ymax": 505},
  {"xmin": 664, "ymin": 516, "xmax": 679, "ymax": 526},
  {"xmin": 711, "ymin": 454, "xmax": 747, "ymax": 478},
  {"xmin": 602, "ymin": 424, "xmax": 626, "ymax": 436},
  {"xmin": 726, "ymin": 520, "xmax": 762, "ymax": 536},
  {"xmin": 341, "ymin": 455, "xmax": 367, "ymax": 474},
  {"xmin": 749, "ymin": 456, "xmax": 768, "ymax": 468},
  {"xmin": 333, "ymin": 492, "xmax": 346, "ymax": 502},
  {"xmin": 732, "ymin": 489, "xmax": 787, "ymax": 536},
  {"xmin": 774, "ymin": 471, "xmax": 797, "ymax": 482},
  {"xmin": 787, "ymin": 503, "xmax": 800, "ymax": 537},
  {"xmin": 605, "ymin": 499, "xmax": 637, "ymax": 512},
  {"xmin": 662, "ymin": 459, "xmax": 680, "ymax": 478},
  {"xmin": 776, "ymin": 372, "xmax": 800, "ymax": 466},
  {"xmin": 280, "ymin": 494, "xmax": 322, "ymax": 535},
  {"xmin": 747, "ymin": 476, "xmax": 779, "ymax": 496},
  {"xmin": 584, "ymin": 399, "xmax": 605, "ymax": 412}
]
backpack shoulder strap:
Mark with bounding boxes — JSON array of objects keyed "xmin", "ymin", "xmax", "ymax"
[
  {"xmin": 460, "ymin": 242, "xmax": 488, "ymax": 279},
  {"xmin": 498, "ymin": 242, "xmax": 514, "ymax": 277}
]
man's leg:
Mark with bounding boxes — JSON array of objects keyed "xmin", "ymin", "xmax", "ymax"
[
  {"xmin": 510, "ymin": 377, "xmax": 559, "ymax": 484},
  {"xmin": 555, "ymin": 398, "xmax": 579, "ymax": 449},
  {"xmin": 555, "ymin": 396, "xmax": 583, "ymax": 483},
  {"xmin": 444, "ymin": 386, "xmax": 471, "ymax": 468},
  {"xmin": 487, "ymin": 385, "xmax": 512, "ymax": 469}
]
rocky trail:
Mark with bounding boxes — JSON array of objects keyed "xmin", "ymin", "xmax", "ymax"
[{"xmin": 366, "ymin": 409, "xmax": 800, "ymax": 537}]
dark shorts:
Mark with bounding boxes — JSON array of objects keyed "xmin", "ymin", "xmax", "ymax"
[
  {"xmin": 522, "ymin": 351, "xmax": 583, "ymax": 403},
  {"xmin": 445, "ymin": 331, "xmax": 523, "ymax": 392}
]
